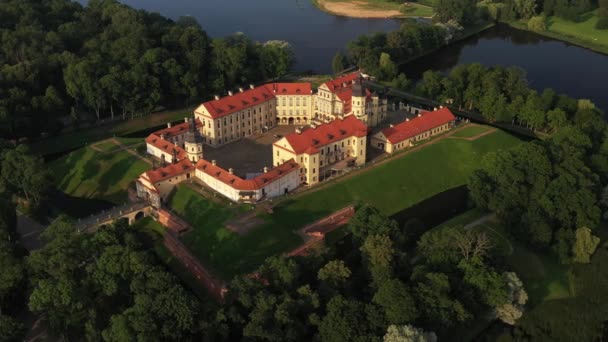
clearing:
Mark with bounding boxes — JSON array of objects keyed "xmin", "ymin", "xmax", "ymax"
[{"xmin": 450, "ymin": 124, "xmax": 494, "ymax": 138}]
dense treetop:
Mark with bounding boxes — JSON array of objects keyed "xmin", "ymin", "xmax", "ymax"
[{"xmin": 0, "ymin": 0, "xmax": 295, "ymax": 139}]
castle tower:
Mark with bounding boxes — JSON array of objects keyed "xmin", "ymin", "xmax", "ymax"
[
  {"xmin": 184, "ymin": 115, "xmax": 204, "ymax": 163},
  {"xmin": 351, "ymin": 75, "xmax": 367, "ymax": 124}
]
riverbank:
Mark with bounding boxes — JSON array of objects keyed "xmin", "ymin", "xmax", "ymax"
[
  {"xmin": 508, "ymin": 12, "xmax": 608, "ymax": 55},
  {"xmin": 313, "ymin": 0, "xmax": 432, "ymax": 18}
]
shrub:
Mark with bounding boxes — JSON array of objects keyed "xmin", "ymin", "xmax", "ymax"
[
  {"xmin": 596, "ymin": 17, "xmax": 608, "ymax": 30},
  {"xmin": 527, "ymin": 15, "xmax": 547, "ymax": 31}
]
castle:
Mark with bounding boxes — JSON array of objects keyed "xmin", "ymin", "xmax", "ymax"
[{"xmin": 136, "ymin": 72, "xmax": 456, "ymax": 205}]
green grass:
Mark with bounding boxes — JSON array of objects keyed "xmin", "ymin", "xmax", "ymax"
[
  {"xmin": 397, "ymin": 2, "xmax": 434, "ymax": 17},
  {"xmin": 173, "ymin": 130, "xmax": 521, "ymax": 279},
  {"xmin": 546, "ymin": 11, "xmax": 608, "ymax": 47},
  {"xmin": 169, "ymin": 185, "xmax": 303, "ymax": 279},
  {"xmin": 451, "ymin": 125, "xmax": 493, "ymax": 138},
  {"xmin": 50, "ymin": 146, "xmax": 149, "ymax": 204},
  {"xmin": 511, "ymin": 10, "xmax": 608, "ymax": 55},
  {"xmin": 93, "ymin": 140, "xmax": 120, "ymax": 153},
  {"xmin": 270, "ymin": 130, "xmax": 521, "ymax": 223},
  {"xmin": 31, "ymin": 107, "xmax": 193, "ymax": 157}
]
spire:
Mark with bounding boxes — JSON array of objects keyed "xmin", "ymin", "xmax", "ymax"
[{"xmin": 352, "ymin": 75, "xmax": 365, "ymax": 98}]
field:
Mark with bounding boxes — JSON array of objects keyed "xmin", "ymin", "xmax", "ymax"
[
  {"xmin": 174, "ymin": 128, "xmax": 522, "ymax": 278},
  {"xmin": 51, "ymin": 146, "xmax": 149, "ymax": 204},
  {"xmin": 169, "ymin": 186, "xmax": 303, "ymax": 279},
  {"xmin": 30, "ymin": 107, "xmax": 194, "ymax": 157},
  {"xmin": 450, "ymin": 125, "xmax": 493, "ymax": 138},
  {"xmin": 547, "ymin": 11, "xmax": 608, "ymax": 48},
  {"xmin": 512, "ymin": 10, "xmax": 608, "ymax": 54}
]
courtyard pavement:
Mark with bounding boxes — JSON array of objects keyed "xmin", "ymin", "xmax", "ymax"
[{"xmin": 203, "ymin": 125, "xmax": 299, "ymax": 177}]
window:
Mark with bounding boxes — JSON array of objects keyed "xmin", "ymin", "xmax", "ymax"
[
  {"xmin": 277, "ymin": 150, "xmax": 279, "ymax": 156},
  {"xmin": 313, "ymin": 168, "xmax": 316, "ymax": 174}
]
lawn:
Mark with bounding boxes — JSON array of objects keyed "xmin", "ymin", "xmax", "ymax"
[
  {"xmin": 547, "ymin": 11, "xmax": 608, "ymax": 48},
  {"xmin": 31, "ymin": 107, "xmax": 194, "ymax": 157},
  {"xmin": 450, "ymin": 125, "xmax": 493, "ymax": 138},
  {"xmin": 93, "ymin": 140, "xmax": 120, "ymax": 153},
  {"xmin": 51, "ymin": 146, "xmax": 149, "ymax": 204},
  {"xmin": 173, "ymin": 129, "xmax": 521, "ymax": 279},
  {"xmin": 169, "ymin": 185, "xmax": 303, "ymax": 279},
  {"xmin": 268, "ymin": 129, "xmax": 521, "ymax": 226}
]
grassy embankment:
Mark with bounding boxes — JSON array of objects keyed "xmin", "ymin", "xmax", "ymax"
[
  {"xmin": 31, "ymin": 107, "xmax": 194, "ymax": 157},
  {"xmin": 50, "ymin": 144, "xmax": 149, "ymax": 204},
  {"xmin": 511, "ymin": 10, "xmax": 608, "ymax": 55},
  {"xmin": 170, "ymin": 128, "xmax": 523, "ymax": 278}
]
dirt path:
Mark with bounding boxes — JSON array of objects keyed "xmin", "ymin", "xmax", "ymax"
[
  {"xmin": 448, "ymin": 124, "xmax": 498, "ymax": 141},
  {"xmin": 316, "ymin": 0, "xmax": 402, "ymax": 18}
]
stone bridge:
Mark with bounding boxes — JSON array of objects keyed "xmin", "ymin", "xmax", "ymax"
[{"xmin": 75, "ymin": 201, "xmax": 154, "ymax": 232}]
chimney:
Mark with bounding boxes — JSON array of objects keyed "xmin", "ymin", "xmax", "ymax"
[
  {"xmin": 433, "ymin": 107, "xmax": 438, "ymax": 111},
  {"xmin": 212, "ymin": 160, "xmax": 217, "ymax": 166},
  {"xmin": 263, "ymin": 166, "xmax": 269, "ymax": 173},
  {"xmin": 239, "ymin": 87, "xmax": 244, "ymax": 93},
  {"xmin": 229, "ymin": 168, "xmax": 234, "ymax": 174},
  {"xmin": 184, "ymin": 117, "xmax": 189, "ymax": 123},
  {"xmin": 389, "ymin": 124, "xmax": 394, "ymax": 128},
  {"xmin": 439, "ymin": 105, "xmax": 444, "ymax": 109},
  {"xmin": 295, "ymin": 128, "xmax": 302, "ymax": 134},
  {"xmin": 160, "ymin": 133, "xmax": 166, "ymax": 140},
  {"xmin": 250, "ymin": 84, "xmax": 255, "ymax": 89},
  {"xmin": 214, "ymin": 95, "xmax": 220, "ymax": 100},
  {"xmin": 406, "ymin": 118, "xmax": 410, "ymax": 122},
  {"xmin": 228, "ymin": 90, "xmax": 233, "ymax": 96},
  {"xmin": 418, "ymin": 113, "xmax": 422, "ymax": 117},
  {"xmin": 311, "ymin": 124, "xmax": 317, "ymax": 129}
]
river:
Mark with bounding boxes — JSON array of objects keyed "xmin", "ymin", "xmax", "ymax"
[
  {"xmin": 75, "ymin": 0, "xmax": 401, "ymax": 72},
  {"xmin": 76, "ymin": 1, "xmax": 608, "ymax": 111},
  {"xmin": 405, "ymin": 24, "xmax": 608, "ymax": 112}
]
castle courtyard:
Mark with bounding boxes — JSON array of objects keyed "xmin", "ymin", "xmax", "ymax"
[{"xmin": 202, "ymin": 125, "xmax": 299, "ymax": 177}]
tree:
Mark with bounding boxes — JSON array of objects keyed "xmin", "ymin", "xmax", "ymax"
[
  {"xmin": 414, "ymin": 272, "xmax": 469, "ymax": 327},
  {"xmin": 373, "ymin": 279, "xmax": 419, "ymax": 324},
  {"xmin": 319, "ymin": 296, "xmax": 379, "ymax": 342},
  {"xmin": 572, "ymin": 227, "xmax": 600, "ymax": 263},
  {"xmin": 527, "ymin": 15, "xmax": 547, "ymax": 31},
  {"xmin": 318, "ymin": 260, "xmax": 352, "ymax": 287},
  {"xmin": 383, "ymin": 324, "xmax": 437, "ymax": 342},
  {"xmin": 453, "ymin": 230, "xmax": 493, "ymax": 261},
  {"xmin": 1, "ymin": 144, "xmax": 53, "ymax": 210},
  {"xmin": 0, "ymin": 314, "xmax": 25, "ymax": 342},
  {"xmin": 393, "ymin": 73, "xmax": 411, "ymax": 92},
  {"xmin": 332, "ymin": 52, "xmax": 346, "ymax": 75},
  {"xmin": 494, "ymin": 272, "xmax": 528, "ymax": 325},
  {"xmin": 458, "ymin": 258, "xmax": 509, "ymax": 307},
  {"xmin": 348, "ymin": 205, "xmax": 398, "ymax": 241},
  {"xmin": 260, "ymin": 40, "xmax": 296, "ymax": 79},
  {"xmin": 515, "ymin": 0, "xmax": 537, "ymax": 19},
  {"xmin": 379, "ymin": 53, "xmax": 398, "ymax": 81},
  {"xmin": 362, "ymin": 234, "xmax": 395, "ymax": 287},
  {"xmin": 417, "ymin": 226, "xmax": 461, "ymax": 267},
  {"xmin": 547, "ymin": 108, "xmax": 568, "ymax": 131}
]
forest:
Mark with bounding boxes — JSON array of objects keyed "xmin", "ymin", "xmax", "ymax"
[{"xmin": 0, "ymin": 0, "xmax": 295, "ymax": 139}]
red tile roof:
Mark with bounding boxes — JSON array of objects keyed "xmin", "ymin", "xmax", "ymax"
[
  {"xmin": 145, "ymin": 134, "xmax": 187, "ymax": 160},
  {"xmin": 267, "ymin": 83, "xmax": 312, "ymax": 96},
  {"xmin": 323, "ymin": 72, "xmax": 360, "ymax": 93},
  {"xmin": 195, "ymin": 159, "xmax": 299, "ymax": 191},
  {"xmin": 278, "ymin": 115, "xmax": 368, "ymax": 155},
  {"xmin": 153, "ymin": 119, "xmax": 202, "ymax": 138},
  {"xmin": 144, "ymin": 158, "xmax": 194, "ymax": 183},
  {"xmin": 200, "ymin": 86, "xmax": 275, "ymax": 119},
  {"xmin": 382, "ymin": 107, "xmax": 456, "ymax": 144}
]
